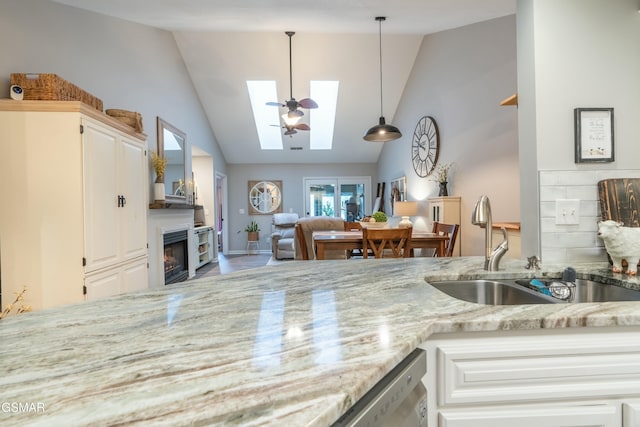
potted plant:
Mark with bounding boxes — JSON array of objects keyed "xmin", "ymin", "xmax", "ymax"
[
  {"xmin": 360, "ymin": 211, "xmax": 388, "ymax": 228},
  {"xmin": 245, "ymin": 220, "xmax": 260, "ymax": 242},
  {"xmin": 151, "ymin": 151, "xmax": 167, "ymax": 201},
  {"xmin": 430, "ymin": 162, "xmax": 454, "ymax": 196}
]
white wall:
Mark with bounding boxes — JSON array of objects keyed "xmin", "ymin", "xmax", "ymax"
[
  {"xmin": 517, "ymin": 0, "xmax": 640, "ymax": 263},
  {"xmin": 378, "ymin": 16, "xmax": 519, "ymax": 256},
  {"xmin": 226, "ymin": 163, "xmax": 377, "ymax": 253}
]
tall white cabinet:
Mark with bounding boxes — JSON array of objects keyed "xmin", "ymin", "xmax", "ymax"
[{"xmin": 0, "ymin": 100, "xmax": 148, "ymax": 311}]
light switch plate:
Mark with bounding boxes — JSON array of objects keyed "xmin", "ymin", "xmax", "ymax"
[
  {"xmin": 555, "ymin": 199, "xmax": 580, "ymax": 225},
  {"xmin": 239, "ymin": 208, "xmax": 245, "ymax": 214}
]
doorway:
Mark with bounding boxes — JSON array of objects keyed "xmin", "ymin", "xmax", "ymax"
[
  {"xmin": 215, "ymin": 172, "xmax": 228, "ymax": 255},
  {"xmin": 303, "ymin": 177, "xmax": 371, "ymax": 219}
]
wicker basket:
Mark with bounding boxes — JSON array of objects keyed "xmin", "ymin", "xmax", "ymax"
[
  {"xmin": 10, "ymin": 73, "xmax": 103, "ymax": 111},
  {"xmin": 105, "ymin": 109, "xmax": 143, "ymax": 133}
]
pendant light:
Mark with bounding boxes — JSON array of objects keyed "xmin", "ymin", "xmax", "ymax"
[{"xmin": 364, "ymin": 16, "xmax": 402, "ymax": 142}]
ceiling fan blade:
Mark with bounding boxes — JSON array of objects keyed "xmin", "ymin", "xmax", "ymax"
[
  {"xmin": 298, "ymin": 98, "xmax": 318, "ymax": 109},
  {"xmin": 266, "ymin": 101, "xmax": 284, "ymax": 107},
  {"xmin": 295, "ymin": 123, "xmax": 310, "ymax": 131},
  {"xmin": 288, "ymin": 109, "xmax": 304, "ymax": 119}
]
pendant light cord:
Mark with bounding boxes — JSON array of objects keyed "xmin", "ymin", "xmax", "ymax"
[
  {"xmin": 287, "ymin": 31, "xmax": 294, "ymax": 100},
  {"xmin": 377, "ymin": 17, "xmax": 384, "ymax": 117}
]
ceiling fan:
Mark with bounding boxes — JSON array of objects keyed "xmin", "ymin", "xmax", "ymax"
[
  {"xmin": 272, "ymin": 122, "xmax": 311, "ymax": 137},
  {"xmin": 267, "ymin": 31, "xmax": 318, "ymax": 134}
]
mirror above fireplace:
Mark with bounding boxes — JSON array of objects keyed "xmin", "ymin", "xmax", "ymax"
[{"xmin": 157, "ymin": 117, "xmax": 187, "ymax": 203}]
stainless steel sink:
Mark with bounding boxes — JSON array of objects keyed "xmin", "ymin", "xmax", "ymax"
[
  {"xmin": 429, "ymin": 279, "xmax": 558, "ymax": 305},
  {"xmin": 429, "ymin": 278, "xmax": 640, "ymax": 305},
  {"xmin": 513, "ymin": 278, "xmax": 640, "ymax": 303}
]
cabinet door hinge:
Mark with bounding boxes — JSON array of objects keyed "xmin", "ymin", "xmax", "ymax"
[
  {"xmin": 82, "ymin": 257, "xmax": 86, "ymax": 266},
  {"xmin": 80, "ymin": 124, "xmax": 84, "ymax": 134},
  {"xmin": 83, "ymin": 285, "xmax": 87, "ymax": 295}
]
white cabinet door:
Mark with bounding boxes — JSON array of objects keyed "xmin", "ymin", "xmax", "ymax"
[
  {"xmin": 83, "ymin": 120, "xmax": 120, "ymax": 272},
  {"xmin": 119, "ymin": 136, "xmax": 147, "ymax": 260},
  {"xmin": 623, "ymin": 401, "xmax": 640, "ymax": 427},
  {"xmin": 83, "ymin": 119, "xmax": 147, "ymax": 272},
  {"xmin": 85, "ymin": 257, "xmax": 148, "ymax": 300},
  {"xmin": 121, "ymin": 257, "xmax": 148, "ymax": 293},
  {"xmin": 440, "ymin": 403, "xmax": 620, "ymax": 427},
  {"xmin": 85, "ymin": 266, "xmax": 121, "ymax": 301}
]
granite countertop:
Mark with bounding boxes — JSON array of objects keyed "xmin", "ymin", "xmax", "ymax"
[{"xmin": 2, "ymin": 257, "xmax": 640, "ymax": 426}]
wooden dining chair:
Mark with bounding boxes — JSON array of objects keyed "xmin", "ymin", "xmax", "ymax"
[
  {"xmin": 431, "ymin": 222, "xmax": 459, "ymax": 257},
  {"xmin": 344, "ymin": 221, "xmax": 365, "ymax": 258},
  {"xmin": 362, "ymin": 227, "xmax": 412, "ymax": 259}
]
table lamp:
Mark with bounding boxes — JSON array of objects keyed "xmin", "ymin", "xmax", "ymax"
[{"xmin": 394, "ymin": 201, "xmax": 418, "ymax": 228}]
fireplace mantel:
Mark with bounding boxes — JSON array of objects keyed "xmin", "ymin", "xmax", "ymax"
[{"xmin": 149, "ymin": 202, "xmax": 195, "ymax": 210}]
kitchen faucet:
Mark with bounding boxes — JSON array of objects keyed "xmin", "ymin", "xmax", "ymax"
[{"xmin": 471, "ymin": 195, "xmax": 509, "ymax": 270}]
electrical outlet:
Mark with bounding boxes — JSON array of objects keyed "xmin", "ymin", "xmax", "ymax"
[
  {"xmin": 239, "ymin": 208, "xmax": 245, "ymax": 214},
  {"xmin": 555, "ymin": 199, "xmax": 580, "ymax": 225}
]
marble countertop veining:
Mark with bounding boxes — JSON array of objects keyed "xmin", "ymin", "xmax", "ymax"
[{"xmin": 2, "ymin": 257, "xmax": 640, "ymax": 426}]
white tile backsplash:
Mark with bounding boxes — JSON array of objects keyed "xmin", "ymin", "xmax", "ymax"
[{"xmin": 539, "ymin": 169, "xmax": 640, "ymax": 264}]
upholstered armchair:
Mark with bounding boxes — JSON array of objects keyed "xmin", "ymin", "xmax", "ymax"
[
  {"xmin": 294, "ymin": 217, "xmax": 346, "ymax": 260},
  {"xmin": 271, "ymin": 213, "xmax": 299, "ymax": 260}
]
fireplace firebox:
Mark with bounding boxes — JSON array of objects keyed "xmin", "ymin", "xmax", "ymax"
[{"xmin": 163, "ymin": 230, "xmax": 189, "ymax": 285}]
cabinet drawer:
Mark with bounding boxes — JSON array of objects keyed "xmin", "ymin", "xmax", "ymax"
[{"xmin": 434, "ymin": 330, "xmax": 640, "ymax": 405}]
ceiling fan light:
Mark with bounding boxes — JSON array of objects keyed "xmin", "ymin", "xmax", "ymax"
[
  {"xmin": 282, "ymin": 112, "xmax": 301, "ymax": 127},
  {"xmin": 364, "ymin": 116, "xmax": 402, "ymax": 142}
]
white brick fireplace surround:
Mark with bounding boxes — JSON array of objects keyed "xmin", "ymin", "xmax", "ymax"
[
  {"xmin": 148, "ymin": 210, "xmax": 196, "ymax": 288},
  {"xmin": 539, "ymin": 169, "xmax": 640, "ymax": 264}
]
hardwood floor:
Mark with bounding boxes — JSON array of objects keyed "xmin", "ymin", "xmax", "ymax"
[{"xmin": 192, "ymin": 253, "xmax": 275, "ymax": 279}]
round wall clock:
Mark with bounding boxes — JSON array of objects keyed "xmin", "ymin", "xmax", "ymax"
[{"xmin": 411, "ymin": 116, "xmax": 439, "ymax": 178}]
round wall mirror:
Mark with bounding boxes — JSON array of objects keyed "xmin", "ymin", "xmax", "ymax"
[{"xmin": 248, "ymin": 180, "xmax": 282, "ymax": 214}]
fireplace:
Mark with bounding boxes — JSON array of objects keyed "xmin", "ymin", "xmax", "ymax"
[{"xmin": 163, "ymin": 230, "xmax": 189, "ymax": 285}]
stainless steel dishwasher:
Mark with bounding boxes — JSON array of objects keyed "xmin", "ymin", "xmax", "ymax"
[{"xmin": 332, "ymin": 348, "xmax": 427, "ymax": 427}]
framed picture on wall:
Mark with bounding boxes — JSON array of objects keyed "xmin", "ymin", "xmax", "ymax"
[{"xmin": 574, "ymin": 108, "xmax": 614, "ymax": 163}]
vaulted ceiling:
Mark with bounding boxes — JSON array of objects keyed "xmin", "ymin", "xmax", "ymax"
[{"xmin": 51, "ymin": 0, "xmax": 516, "ymax": 164}]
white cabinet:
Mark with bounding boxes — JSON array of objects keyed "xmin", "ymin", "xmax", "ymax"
[
  {"xmin": 421, "ymin": 328, "xmax": 640, "ymax": 427},
  {"xmin": 195, "ymin": 226, "xmax": 214, "ymax": 269},
  {"xmin": 428, "ymin": 196, "xmax": 461, "ymax": 256},
  {"xmin": 440, "ymin": 403, "xmax": 620, "ymax": 427},
  {"xmin": 0, "ymin": 101, "xmax": 148, "ymax": 310}
]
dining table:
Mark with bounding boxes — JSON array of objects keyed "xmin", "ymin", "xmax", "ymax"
[{"xmin": 312, "ymin": 230, "xmax": 449, "ymax": 260}]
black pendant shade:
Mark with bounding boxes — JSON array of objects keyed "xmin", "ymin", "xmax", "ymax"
[
  {"xmin": 364, "ymin": 16, "xmax": 402, "ymax": 142},
  {"xmin": 364, "ymin": 116, "xmax": 402, "ymax": 142}
]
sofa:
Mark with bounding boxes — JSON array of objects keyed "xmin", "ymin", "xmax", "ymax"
[
  {"xmin": 294, "ymin": 216, "xmax": 346, "ymax": 260},
  {"xmin": 271, "ymin": 213, "xmax": 299, "ymax": 259}
]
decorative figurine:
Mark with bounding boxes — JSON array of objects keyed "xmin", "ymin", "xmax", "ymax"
[{"xmin": 597, "ymin": 220, "xmax": 640, "ymax": 275}]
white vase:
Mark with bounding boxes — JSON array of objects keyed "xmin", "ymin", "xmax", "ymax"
[{"xmin": 154, "ymin": 183, "xmax": 166, "ymax": 201}]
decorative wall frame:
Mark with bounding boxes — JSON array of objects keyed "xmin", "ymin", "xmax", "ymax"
[
  {"xmin": 248, "ymin": 180, "xmax": 283, "ymax": 215},
  {"xmin": 390, "ymin": 176, "xmax": 407, "ymax": 213},
  {"xmin": 574, "ymin": 108, "xmax": 614, "ymax": 163}
]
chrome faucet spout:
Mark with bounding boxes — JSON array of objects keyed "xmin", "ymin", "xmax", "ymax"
[{"xmin": 472, "ymin": 195, "xmax": 508, "ymax": 271}]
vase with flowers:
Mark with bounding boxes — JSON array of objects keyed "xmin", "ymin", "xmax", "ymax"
[
  {"xmin": 151, "ymin": 151, "xmax": 167, "ymax": 202},
  {"xmin": 430, "ymin": 162, "xmax": 453, "ymax": 196}
]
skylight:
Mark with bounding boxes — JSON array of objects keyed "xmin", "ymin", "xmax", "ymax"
[
  {"xmin": 310, "ymin": 80, "xmax": 339, "ymax": 150},
  {"xmin": 246, "ymin": 80, "xmax": 283, "ymax": 150}
]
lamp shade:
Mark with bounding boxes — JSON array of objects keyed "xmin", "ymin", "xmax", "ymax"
[
  {"xmin": 394, "ymin": 201, "xmax": 418, "ymax": 217},
  {"xmin": 363, "ymin": 117, "xmax": 402, "ymax": 142}
]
